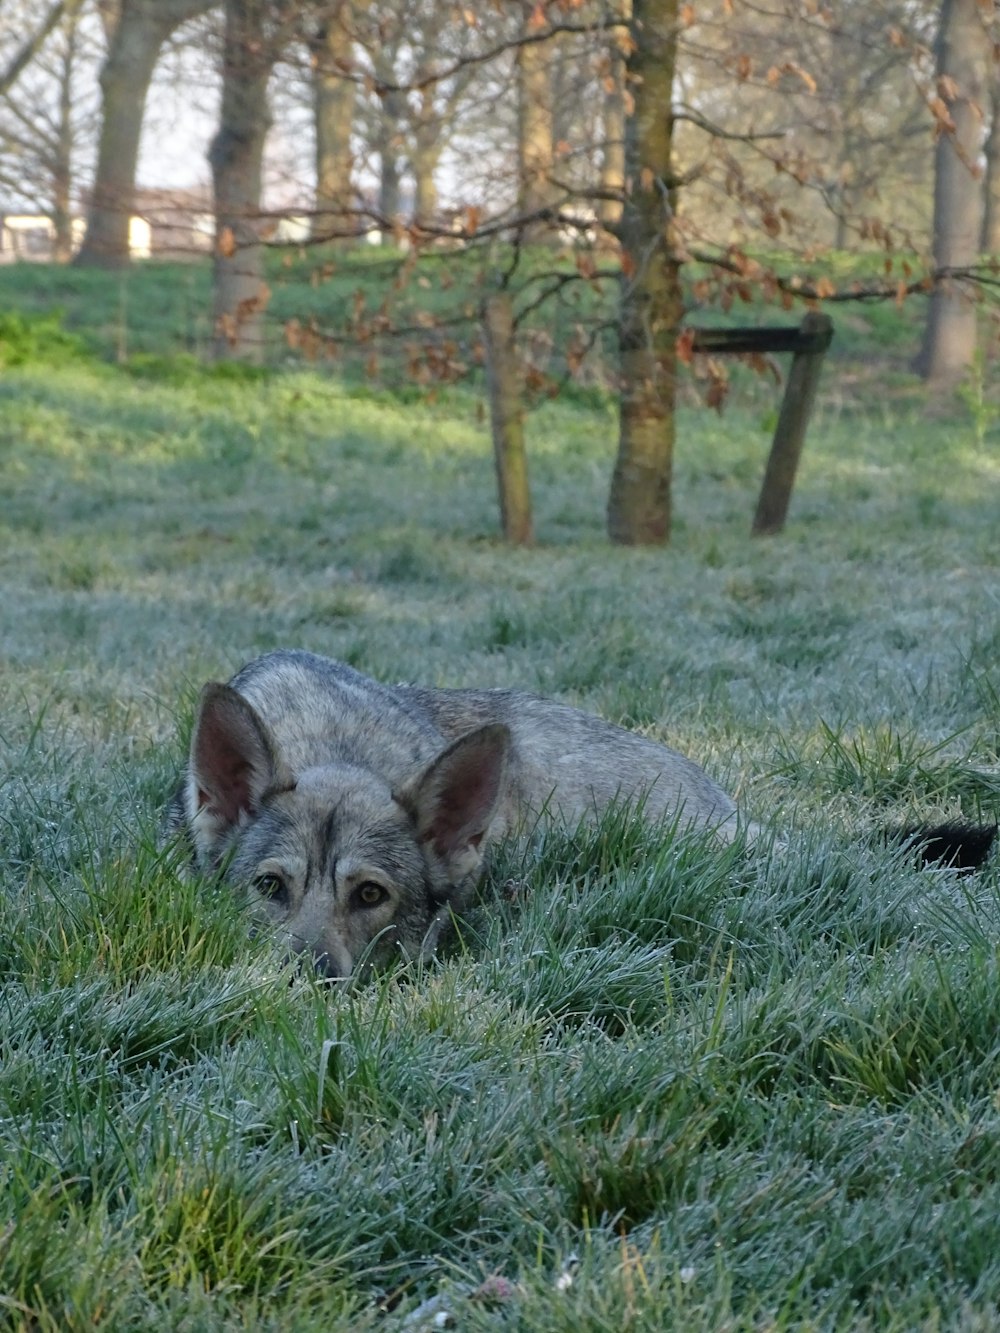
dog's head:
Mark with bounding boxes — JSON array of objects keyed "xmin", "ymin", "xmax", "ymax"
[{"xmin": 182, "ymin": 683, "xmax": 510, "ymax": 977}]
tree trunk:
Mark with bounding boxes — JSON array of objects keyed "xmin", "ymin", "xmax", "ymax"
[
  {"xmin": 75, "ymin": 0, "xmax": 212, "ymax": 268},
  {"xmin": 209, "ymin": 0, "xmax": 273, "ymax": 361},
  {"xmin": 606, "ymin": 0, "xmax": 680, "ymax": 546},
  {"xmin": 517, "ymin": 3, "xmax": 555, "ymax": 240},
  {"xmin": 374, "ymin": 87, "xmax": 405, "ymax": 237},
  {"xmin": 981, "ymin": 79, "xmax": 1000, "ymax": 253},
  {"xmin": 598, "ymin": 4, "xmax": 629, "ymax": 236},
  {"xmin": 416, "ymin": 85, "xmax": 445, "ymax": 227},
  {"xmin": 411, "ymin": 147, "xmax": 439, "ymax": 229},
  {"xmin": 311, "ymin": 5, "xmax": 359, "ymax": 242},
  {"xmin": 51, "ymin": 13, "xmax": 76, "ymax": 262},
  {"xmin": 483, "ymin": 291, "xmax": 533, "ymax": 545},
  {"xmin": 411, "ymin": 90, "xmax": 441, "ymax": 229},
  {"xmin": 916, "ymin": 0, "xmax": 987, "ymax": 387}
]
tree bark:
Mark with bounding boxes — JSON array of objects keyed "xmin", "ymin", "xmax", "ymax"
[
  {"xmin": 411, "ymin": 146, "xmax": 439, "ymax": 229},
  {"xmin": 52, "ymin": 16, "xmax": 76, "ymax": 263},
  {"xmin": 981, "ymin": 78, "xmax": 1000, "ymax": 253},
  {"xmin": 483, "ymin": 291, "xmax": 533, "ymax": 545},
  {"xmin": 373, "ymin": 86, "xmax": 406, "ymax": 236},
  {"xmin": 75, "ymin": 0, "xmax": 213, "ymax": 268},
  {"xmin": 916, "ymin": 0, "xmax": 987, "ymax": 387},
  {"xmin": 599, "ymin": 0, "xmax": 629, "ymax": 236},
  {"xmin": 606, "ymin": 0, "xmax": 681, "ymax": 546},
  {"xmin": 311, "ymin": 4, "xmax": 360, "ymax": 242},
  {"xmin": 209, "ymin": 0, "xmax": 274, "ymax": 361},
  {"xmin": 411, "ymin": 91, "xmax": 441, "ymax": 229},
  {"xmin": 517, "ymin": 3, "xmax": 555, "ymax": 240}
]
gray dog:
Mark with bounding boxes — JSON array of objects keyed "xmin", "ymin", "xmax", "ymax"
[
  {"xmin": 168, "ymin": 650, "xmax": 995, "ymax": 977},
  {"xmin": 167, "ymin": 648, "xmax": 753, "ymax": 977}
]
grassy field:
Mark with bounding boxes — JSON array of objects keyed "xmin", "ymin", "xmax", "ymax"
[{"xmin": 0, "ymin": 259, "xmax": 999, "ymax": 1329}]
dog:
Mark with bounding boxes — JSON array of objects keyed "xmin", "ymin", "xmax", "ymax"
[
  {"xmin": 166, "ymin": 649, "xmax": 995, "ymax": 978},
  {"xmin": 166, "ymin": 648, "xmax": 751, "ymax": 976}
]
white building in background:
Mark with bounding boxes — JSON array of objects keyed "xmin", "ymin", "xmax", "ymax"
[{"xmin": 0, "ymin": 212, "xmax": 152, "ymax": 262}]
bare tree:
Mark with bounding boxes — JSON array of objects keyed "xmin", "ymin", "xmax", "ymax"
[
  {"xmin": 407, "ymin": 7, "xmax": 483, "ymax": 228},
  {"xmin": 210, "ymin": 0, "xmax": 299, "ymax": 360},
  {"xmin": 0, "ymin": 0, "xmax": 84, "ymax": 97},
  {"xmin": 211, "ymin": 0, "xmax": 275, "ymax": 359},
  {"xmin": 347, "ymin": 0, "xmax": 503, "ymax": 238},
  {"xmin": 75, "ymin": 0, "xmax": 216, "ymax": 267},
  {"xmin": 517, "ymin": 2, "xmax": 557, "ymax": 240},
  {"xmin": 0, "ymin": 0, "xmax": 94, "ymax": 260},
  {"xmin": 309, "ymin": 0, "xmax": 367, "ymax": 241}
]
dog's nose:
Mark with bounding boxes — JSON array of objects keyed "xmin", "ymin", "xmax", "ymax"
[
  {"xmin": 311, "ymin": 947, "xmax": 351, "ymax": 980},
  {"xmin": 284, "ymin": 928, "xmax": 352, "ymax": 979}
]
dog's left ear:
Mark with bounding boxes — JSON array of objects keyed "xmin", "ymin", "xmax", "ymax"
[
  {"xmin": 186, "ymin": 683, "xmax": 296, "ymax": 865},
  {"xmin": 408, "ymin": 723, "xmax": 510, "ymax": 886}
]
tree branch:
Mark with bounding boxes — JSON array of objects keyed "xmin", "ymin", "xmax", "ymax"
[
  {"xmin": 0, "ymin": 0, "xmax": 84, "ymax": 99},
  {"xmin": 674, "ymin": 105, "xmax": 788, "ymax": 143}
]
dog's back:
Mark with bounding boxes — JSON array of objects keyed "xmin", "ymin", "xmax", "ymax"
[
  {"xmin": 223, "ymin": 650, "xmax": 739, "ymax": 835},
  {"xmin": 396, "ymin": 682, "xmax": 739, "ymax": 834}
]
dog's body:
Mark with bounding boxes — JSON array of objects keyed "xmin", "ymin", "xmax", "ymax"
[
  {"xmin": 168, "ymin": 649, "xmax": 996, "ymax": 978},
  {"xmin": 168, "ymin": 649, "xmax": 744, "ymax": 976}
]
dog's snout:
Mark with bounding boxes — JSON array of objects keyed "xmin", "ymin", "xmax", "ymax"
[{"xmin": 312, "ymin": 949, "xmax": 348, "ymax": 980}]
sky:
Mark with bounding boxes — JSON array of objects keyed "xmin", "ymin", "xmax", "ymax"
[
  {"xmin": 138, "ymin": 46, "xmax": 217, "ymax": 193},
  {"xmin": 137, "ymin": 41, "xmax": 318, "ymax": 208}
]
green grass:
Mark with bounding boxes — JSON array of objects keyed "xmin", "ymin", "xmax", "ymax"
[
  {"xmin": 0, "ymin": 261, "xmax": 999, "ymax": 1328},
  {"xmin": 0, "ymin": 244, "xmax": 974, "ymax": 400}
]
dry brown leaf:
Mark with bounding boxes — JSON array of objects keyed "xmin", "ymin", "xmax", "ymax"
[
  {"xmin": 526, "ymin": 3, "xmax": 546, "ymax": 32},
  {"xmin": 217, "ymin": 226, "xmax": 236, "ymax": 258}
]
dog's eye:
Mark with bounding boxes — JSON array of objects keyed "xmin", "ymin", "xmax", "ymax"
[
  {"xmin": 353, "ymin": 881, "xmax": 388, "ymax": 909},
  {"xmin": 255, "ymin": 873, "xmax": 288, "ymax": 904}
]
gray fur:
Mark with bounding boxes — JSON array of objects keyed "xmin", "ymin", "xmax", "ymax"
[{"xmin": 168, "ymin": 649, "xmax": 744, "ymax": 977}]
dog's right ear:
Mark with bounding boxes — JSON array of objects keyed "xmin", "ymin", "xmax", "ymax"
[
  {"xmin": 407, "ymin": 723, "xmax": 511, "ymax": 897},
  {"xmin": 188, "ymin": 683, "xmax": 295, "ymax": 838}
]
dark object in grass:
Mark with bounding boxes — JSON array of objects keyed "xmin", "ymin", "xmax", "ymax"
[{"xmin": 893, "ymin": 821, "xmax": 997, "ymax": 873}]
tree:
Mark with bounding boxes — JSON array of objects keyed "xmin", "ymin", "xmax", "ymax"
[
  {"xmin": 683, "ymin": 1, "xmax": 935, "ymax": 252},
  {"xmin": 598, "ymin": 0, "xmax": 628, "ymax": 235},
  {"xmin": 343, "ymin": 0, "xmax": 502, "ymax": 240},
  {"xmin": 75, "ymin": 0, "xmax": 216, "ymax": 267},
  {"xmin": 981, "ymin": 72, "xmax": 1000, "ymax": 253},
  {"xmin": 211, "ymin": 0, "xmax": 278, "ymax": 359},
  {"xmin": 355, "ymin": 7, "xmax": 410, "ymax": 232},
  {"xmin": 268, "ymin": 1, "xmax": 990, "ymax": 544},
  {"xmin": 407, "ymin": 6, "xmax": 483, "ymax": 228},
  {"xmin": 483, "ymin": 287, "xmax": 533, "ymax": 545},
  {"xmin": 517, "ymin": 2, "xmax": 557, "ymax": 239},
  {"xmin": 309, "ymin": 0, "xmax": 366, "ymax": 242},
  {"xmin": 0, "ymin": 0, "xmax": 93, "ymax": 261},
  {"xmin": 606, "ymin": 0, "xmax": 680, "ymax": 544},
  {"xmin": 916, "ymin": 0, "xmax": 990, "ymax": 386},
  {"xmin": 0, "ymin": 0, "xmax": 83, "ymax": 98}
]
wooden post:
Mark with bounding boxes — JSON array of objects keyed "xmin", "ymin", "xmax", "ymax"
[
  {"xmin": 482, "ymin": 290, "xmax": 534, "ymax": 545},
  {"xmin": 751, "ymin": 311, "xmax": 834, "ymax": 536}
]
